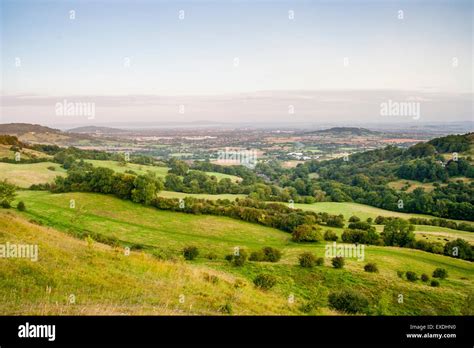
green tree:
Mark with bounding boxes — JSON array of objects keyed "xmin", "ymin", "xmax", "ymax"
[
  {"xmin": 381, "ymin": 218, "xmax": 415, "ymax": 247},
  {"xmin": 0, "ymin": 180, "xmax": 16, "ymax": 208}
]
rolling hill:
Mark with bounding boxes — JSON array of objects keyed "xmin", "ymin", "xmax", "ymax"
[{"xmin": 2, "ymin": 190, "xmax": 472, "ymax": 315}]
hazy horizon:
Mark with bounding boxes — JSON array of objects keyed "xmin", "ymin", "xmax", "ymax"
[{"xmin": 1, "ymin": 0, "xmax": 472, "ymax": 126}]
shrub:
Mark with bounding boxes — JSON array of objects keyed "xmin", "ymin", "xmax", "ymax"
[
  {"xmin": 233, "ymin": 249, "xmax": 248, "ymax": 266},
  {"xmin": 17, "ymin": 201, "xmax": 26, "ymax": 211},
  {"xmin": 47, "ymin": 166, "xmax": 56, "ymax": 171},
  {"xmin": 218, "ymin": 302, "xmax": 233, "ymax": 315},
  {"xmin": 349, "ymin": 216, "xmax": 361, "ymax": 223},
  {"xmin": 261, "ymin": 246, "xmax": 282, "ymax": 262},
  {"xmin": 298, "ymin": 252, "xmax": 316, "ymax": 268},
  {"xmin": 206, "ymin": 252, "xmax": 218, "ymax": 260},
  {"xmin": 253, "ymin": 273, "xmax": 277, "ymax": 290},
  {"xmin": 323, "ymin": 230, "xmax": 338, "ymax": 241},
  {"xmin": 315, "ymin": 257, "xmax": 324, "ymax": 266},
  {"xmin": 406, "ymin": 271, "xmax": 418, "ymax": 282},
  {"xmin": 203, "ymin": 273, "xmax": 219, "ymax": 284},
  {"xmin": 249, "ymin": 250, "xmax": 265, "ymax": 261},
  {"xmin": 432, "ymin": 268, "xmax": 448, "ymax": 279},
  {"xmin": 332, "ymin": 256, "xmax": 345, "ymax": 269},
  {"xmin": 0, "ymin": 180, "xmax": 16, "ymax": 208},
  {"xmin": 430, "ymin": 279, "xmax": 440, "ymax": 287},
  {"xmin": 226, "ymin": 249, "xmax": 248, "ymax": 266},
  {"xmin": 348, "ymin": 221, "xmax": 373, "ymax": 231},
  {"xmin": 364, "ymin": 263, "xmax": 378, "ymax": 273},
  {"xmin": 327, "ymin": 215, "xmax": 345, "ymax": 228},
  {"xmin": 182, "ymin": 246, "xmax": 199, "ymax": 260},
  {"xmin": 444, "ymin": 239, "xmax": 472, "ymax": 261},
  {"xmin": 421, "ymin": 274, "xmax": 430, "ymax": 282},
  {"xmin": 341, "ymin": 228, "xmax": 380, "ymax": 245},
  {"xmin": 291, "ymin": 224, "xmax": 322, "ymax": 242},
  {"xmin": 397, "ymin": 270, "xmax": 405, "ymax": 278},
  {"xmin": 0, "ymin": 200, "xmax": 11, "ymax": 208},
  {"xmin": 299, "ymin": 300, "xmax": 318, "ymax": 313},
  {"xmin": 328, "ymin": 290, "xmax": 369, "ymax": 314}
]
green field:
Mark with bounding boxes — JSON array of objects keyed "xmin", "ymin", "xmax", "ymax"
[
  {"xmin": 158, "ymin": 191, "xmax": 246, "ymax": 201},
  {"xmin": 0, "ymin": 144, "xmax": 52, "ymax": 161},
  {"xmin": 86, "ymin": 160, "xmax": 241, "ymax": 182},
  {"xmin": 294, "ymin": 202, "xmax": 474, "ymax": 227},
  {"xmin": 85, "ymin": 160, "xmax": 170, "ymax": 177},
  {"xmin": 0, "ymin": 210, "xmax": 291, "ymax": 315},
  {"xmin": 4, "ymin": 190, "xmax": 473, "ymax": 315},
  {"xmin": 0, "ymin": 162, "xmax": 66, "ymax": 188}
]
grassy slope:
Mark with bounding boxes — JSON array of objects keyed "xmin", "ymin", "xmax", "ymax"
[
  {"xmin": 294, "ymin": 202, "xmax": 473, "ymax": 227},
  {"xmin": 0, "ymin": 210, "xmax": 293, "ymax": 315},
  {"xmin": 0, "ymin": 144, "xmax": 53, "ymax": 161},
  {"xmin": 158, "ymin": 190, "xmax": 246, "ymax": 201},
  {"xmin": 0, "ymin": 162, "xmax": 66, "ymax": 188},
  {"xmin": 8, "ymin": 190, "xmax": 474, "ymax": 315},
  {"xmin": 85, "ymin": 160, "xmax": 241, "ymax": 182}
]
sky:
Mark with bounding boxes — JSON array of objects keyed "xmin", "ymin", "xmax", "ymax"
[{"xmin": 0, "ymin": 0, "xmax": 472, "ymax": 126}]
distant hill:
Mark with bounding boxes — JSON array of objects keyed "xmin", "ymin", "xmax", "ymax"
[
  {"xmin": 0, "ymin": 123, "xmax": 93, "ymax": 145},
  {"xmin": 67, "ymin": 125, "xmax": 127, "ymax": 134},
  {"xmin": 0, "ymin": 123, "xmax": 60, "ymax": 135},
  {"xmin": 305, "ymin": 127, "xmax": 382, "ymax": 136}
]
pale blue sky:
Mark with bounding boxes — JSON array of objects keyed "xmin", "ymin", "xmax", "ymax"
[{"xmin": 0, "ymin": 0, "xmax": 472, "ymax": 125}]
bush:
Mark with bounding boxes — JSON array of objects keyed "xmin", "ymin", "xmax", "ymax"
[
  {"xmin": 323, "ymin": 230, "xmax": 338, "ymax": 241},
  {"xmin": 364, "ymin": 263, "xmax": 378, "ymax": 273},
  {"xmin": 249, "ymin": 250, "xmax": 265, "ymax": 261},
  {"xmin": 341, "ymin": 228, "xmax": 380, "ymax": 245},
  {"xmin": 432, "ymin": 268, "xmax": 448, "ymax": 279},
  {"xmin": 405, "ymin": 271, "xmax": 418, "ymax": 282},
  {"xmin": 218, "ymin": 302, "xmax": 233, "ymax": 315},
  {"xmin": 17, "ymin": 201, "xmax": 26, "ymax": 211},
  {"xmin": 182, "ymin": 246, "xmax": 199, "ymax": 260},
  {"xmin": 226, "ymin": 249, "xmax": 248, "ymax": 266},
  {"xmin": 421, "ymin": 274, "xmax": 430, "ymax": 282},
  {"xmin": 261, "ymin": 247, "xmax": 282, "ymax": 262},
  {"xmin": 430, "ymin": 279, "xmax": 440, "ymax": 287},
  {"xmin": 315, "ymin": 257, "xmax": 325, "ymax": 266},
  {"xmin": 328, "ymin": 290, "xmax": 369, "ymax": 314},
  {"xmin": 326, "ymin": 215, "xmax": 345, "ymax": 228},
  {"xmin": 298, "ymin": 252, "xmax": 316, "ymax": 268},
  {"xmin": 253, "ymin": 273, "xmax": 277, "ymax": 290},
  {"xmin": 203, "ymin": 273, "xmax": 219, "ymax": 284},
  {"xmin": 299, "ymin": 300, "xmax": 319, "ymax": 313},
  {"xmin": 0, "ymin": 200, "xmax": 11, "ymax": 209},
  {"xmin": 349, "ymin": 215, "xmax": 361, "ymax": 223},
  {"xmin": 444, "ymin": 239, "xmax": 472, "ymax": 261},
  {"xmin": 397, "ymin": 270, "xmax": 405, "ymax": 278},
  {"xmin": 0, "ymin": 180, "xmax": 16, "ymax": 208},
  {"xmin": 291, "ymin": 224, "xmax": 322, "ymax": 242},
  {"xmin": 332, "ymin": 256, "xmax": 345, "ymax": 269},
  {"xmin": 206, "ymin": 252, "xmax": 218, "ymax": 260}
]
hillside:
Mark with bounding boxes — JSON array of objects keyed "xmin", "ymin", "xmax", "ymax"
[
  {"xmin": 0, "ymin": 123, "xmax": 96, "ymax": 146},
  {"xmin": 0, "ymin": 210, "xmax": 292, "ymax": 315},
  {"xmin": 3, "ymin": 190, "xmax": 472, "ymax": 315},
  {"xmin": 0, "ymin": 123, "xmax": 60, "ymax": 135},
  {"xmin": 67, "ymin": 125, "xmax": 128, "ymax": 134},
  {"xmin": 305, "ymin": 127, "xmax": 382, "ymax": 136}
]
